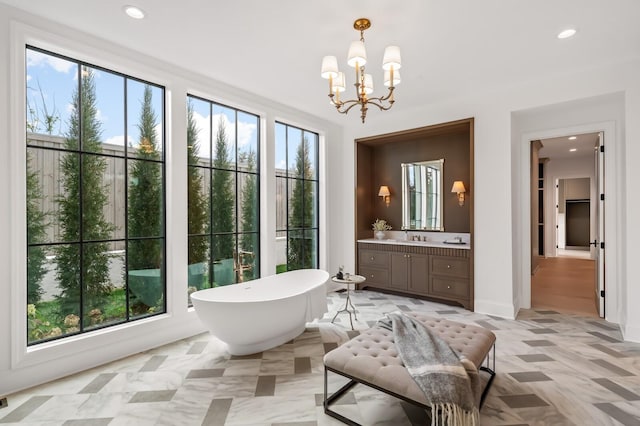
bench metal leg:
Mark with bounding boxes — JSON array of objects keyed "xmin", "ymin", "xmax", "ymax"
[{"xmin": 324, "ymin": 367, "xmax": 362, "ymax": 426}]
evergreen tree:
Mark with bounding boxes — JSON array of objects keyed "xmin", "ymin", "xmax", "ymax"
[
  {"xmin": 211, "ymin": 116, "xmax": 234, "ymax": 261},
  {"xmin": 287, "ymin": 136, "xmax": 313, "ymax": 270},
  {"xmin": 55, "ymin": 67, "xmax": 113, "ymax": 317},
  {"xmin": 128, "ymin": 85, "xmax": 162, "ymax": 271},
  {"xmin": 26, "ymin": 152, "xmax": 47, "ymax": 304},
  {"xmin": 187, "ymin": 100, "xmax": 209, "ymax": 265},
  {"xmin": 239, "ymin": 150, "xmax": 258, "ymax": 279}
]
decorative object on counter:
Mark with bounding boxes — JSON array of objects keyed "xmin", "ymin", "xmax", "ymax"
[
  {"xmin": 451, "ymin": 180, "xmax": 466, "ymax": 207},
  {"xmin": 444, "ymin": 236, "xmax": 465, "ymax": 244},
  {"xmin": 378, "ymin": 185, "xmax": 391, "ymax": 207},
  {"xmin": 336, "ymin": 265, "xmax": 344, "ymax": 280},
  {"xmin": 320, "ymin": 18, "xmax": 402, "ymax": 124},
  {"xmin": 372, "ymin": 218, "xmax": 392, "ymax": 239}
]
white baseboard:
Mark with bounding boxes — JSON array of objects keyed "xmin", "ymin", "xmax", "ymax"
[{"xmin": 473, "ymin": 299, "xmax": 517, "ymax": 319}]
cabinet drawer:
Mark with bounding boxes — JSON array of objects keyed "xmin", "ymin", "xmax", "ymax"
[
  {"xmin": 359, "ymin": 249, "xmax": 390, "ymax": 268},
  {"xmin": 358, "ymin": 266, "xmax": 389, "ymax": 288},
  {"xmin": 430, "ymin": 256, "xmax": 469, "ymax": 278},
  {"xmin": 430, "ymin": 277, "xmax": 469, "ymax": 299}
]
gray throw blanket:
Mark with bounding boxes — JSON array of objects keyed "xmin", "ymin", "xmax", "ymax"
[{"xmin": 379, "ymin": 312, "xmax": 480, "ymax": 426}]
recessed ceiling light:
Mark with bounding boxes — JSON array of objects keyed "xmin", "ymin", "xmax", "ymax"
[
  {"xmin": 557, "ymin": 28, "xmax": 577, "ymax": 39},
  {"xmin": 570, "ymin": 148, "xmax": 577, "ymax": 152},
  {"xmin": 568, "ymin": 136, "xmax": 577, "ymax": 140},
  {"xmin": 124, "ymin": 5, "xmax": 145, "ymax": 19}
]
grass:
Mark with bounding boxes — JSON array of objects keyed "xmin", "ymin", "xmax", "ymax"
[{"xmin": 28, "ymin": 287, "xmax": 161, "ymax": 344}]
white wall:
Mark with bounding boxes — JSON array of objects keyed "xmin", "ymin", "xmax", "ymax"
[{"xmin": 0, "ymin": 4, "xmax": 343, "ymax": 395}]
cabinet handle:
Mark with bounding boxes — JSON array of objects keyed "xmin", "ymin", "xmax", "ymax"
[
  {"xmin": 370, "ymin": 257, "xmax": 374, "ymax": 261},
  {"xmin": 447, "ymin": 285, "xmax": 451, "ymax": 289},
  {"xmin": 447, "ymin": 265, "xmax": 451, "ymax": 269},
  {"xmin": 407, "ymin": 255, "xmax": 411, "ymax": 258}
]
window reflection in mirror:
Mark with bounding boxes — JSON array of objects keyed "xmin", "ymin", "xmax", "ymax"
[{"xmin": 401, "ymin": 159, "xmax": 444, "ymax": 231}]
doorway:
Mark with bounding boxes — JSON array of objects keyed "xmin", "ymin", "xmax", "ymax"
[{"xmin": 530, "ymin": 132, "xmax": 601, "ymax": 317}]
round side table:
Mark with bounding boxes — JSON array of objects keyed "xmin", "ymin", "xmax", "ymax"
[{"xmin": 331, "ymin": 274, "xmax": 366, "ymax": 330}]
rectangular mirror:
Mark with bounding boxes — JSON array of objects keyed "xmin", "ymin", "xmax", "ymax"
[{"xmin": 401, "ymin": 159, "xmax": 444, "ymax": 231}]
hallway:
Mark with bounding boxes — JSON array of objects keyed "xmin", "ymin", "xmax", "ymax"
[{"xmin": 532, "ymin": 256, "xmax": 598, "ymax": 317}]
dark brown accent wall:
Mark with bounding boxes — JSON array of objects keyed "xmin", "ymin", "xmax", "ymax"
[{"xmin": 355, "ymin": 119, "xmax": 473, "ymax": 239}]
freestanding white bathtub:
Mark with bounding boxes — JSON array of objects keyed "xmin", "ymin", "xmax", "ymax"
[{"xmin": 190, "ymin": 268, "xmax": 329, "ymax": 355}]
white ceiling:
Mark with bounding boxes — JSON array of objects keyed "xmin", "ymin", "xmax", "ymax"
[
  {"xmin": 2, "ymin": 0, "xmax": 640, "ymax": 126},
  {"xmin": 539, "ymin": 132, "xmax": 599, "ymax": 159}
]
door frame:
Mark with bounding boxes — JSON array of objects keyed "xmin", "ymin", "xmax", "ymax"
[{"xmin": 519, "ymin": 121, "xmax": 618, "ymax": 323}]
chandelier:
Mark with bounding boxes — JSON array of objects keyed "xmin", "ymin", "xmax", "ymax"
[{"xmin": 321, "ymin": 18, "xmax": 401, "ymax": 123}]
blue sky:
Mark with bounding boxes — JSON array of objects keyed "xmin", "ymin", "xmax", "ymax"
[
  {"xmin": 26, "ymin": 48, "xmax": 163, "ymax": 152},
  {"xmin": 26, "ymin": 48, "xmax": 259, "ymax": 162},
  {"xmin": 25, "ymin": 48, "xmax": 323, "ymax": 172}
]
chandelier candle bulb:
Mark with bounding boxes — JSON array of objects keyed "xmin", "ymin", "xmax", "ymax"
[
  {"xmin": 334, "ymin": 72, "xmax": 346, "ymax": 92},
  {"xmin": 384, "ymin": 69, "xmax": 401, "ymax": 87},
  {"xmin": 364, "ymin": 74, "xmax": 374, "ymax": 95}
]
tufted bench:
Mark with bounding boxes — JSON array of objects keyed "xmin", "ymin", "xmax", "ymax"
[{"xmin": 323, "ymin": 312, "xmax": 496, "ymax": 425}]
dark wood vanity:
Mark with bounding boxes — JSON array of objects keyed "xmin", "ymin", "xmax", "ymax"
[{"xmin": 354, "ymin": 118, "xmax": 475, "ymax": 310}]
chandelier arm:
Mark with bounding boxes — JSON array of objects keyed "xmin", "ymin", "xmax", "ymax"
[
  {"xmin": 336, "ymin": 100, "xmax": 363, "ymax": 115},
  {"xmin": 364, "ymin": 99, "xmax": 396, "ymax": 111},
  {"xmin": 368, "ymin": 87, "xmax": 395, "ymax": 103}
]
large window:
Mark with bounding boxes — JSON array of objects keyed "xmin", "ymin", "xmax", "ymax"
[
  {"xmin": 25, "ymin": 47, "xmax": 166, "ymax": 345},
  {"xmin": 187, "ymin": 95, "xmax": 260, "ymax": 299},
  {"xmin": 275, "ymin": 122, "xmax": 319, "ymax": 272}
]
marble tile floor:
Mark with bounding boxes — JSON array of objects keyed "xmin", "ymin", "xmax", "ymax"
[{"xmin": 2, "ymin": 289, "xmax": 640, "ymax": 425}]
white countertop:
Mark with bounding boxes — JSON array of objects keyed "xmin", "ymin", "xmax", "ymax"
[{"xmin": 357, "ymin": 238, "xmax": 471, "ymax": 250}]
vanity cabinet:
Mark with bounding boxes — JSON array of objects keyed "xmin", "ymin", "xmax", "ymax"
[
  {"xmin": 390, "ymin": 252, "xmax": 428, "ymax": 294},
  {"xmin": 358, "ymin": 248, "xmax": 390, "ymax": 288},
  {"xmin": 429, "ymin": 255, "xmax": 470, "ymax": 307},
  {"xmin": 357, "ymin": 242, "xmax": 472, "ymax": 310}
]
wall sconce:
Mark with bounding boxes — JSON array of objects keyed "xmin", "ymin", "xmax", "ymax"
[
  {"xmin": 378, "ymin": 185, "xmax": 391, "ymax": 207},
  {"xmin": 451, "ymin": 181, "xmax": 466, "ymax": 207}
]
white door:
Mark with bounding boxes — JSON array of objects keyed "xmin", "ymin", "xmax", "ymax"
[{"xmin": 594, "ymin": 132, "xmax": 605, "ymax": 317}]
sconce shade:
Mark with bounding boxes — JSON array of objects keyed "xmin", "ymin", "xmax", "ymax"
[
  {"xmin": 451, "ymin": 181, "xmax": 466, "ymax": 193},
  {"xmin": 451, "ymin": 181, "xmax": 466, "ymax": 207},
  {"xmin": 378, "ymin": 185, "xmax": 391, "ymax": 207}
]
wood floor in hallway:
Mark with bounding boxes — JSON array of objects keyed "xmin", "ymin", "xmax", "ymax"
[{"xmin": 532, "ymin": 256, "xmax": 598, "ymax": 317}]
